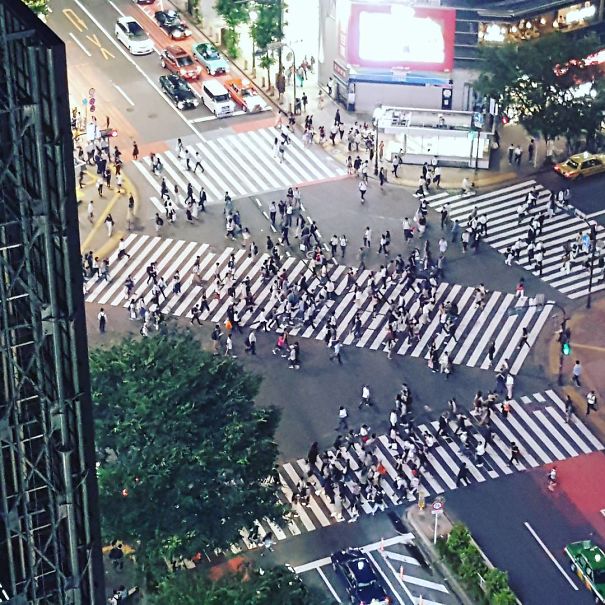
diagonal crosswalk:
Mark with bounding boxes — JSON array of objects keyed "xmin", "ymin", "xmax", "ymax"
[
  {"xmin": 131, "ymin": 127, "xmax": 347, "ymax": 211},
  {"xmin": 229, "ymin": 390, "xmax": 603, "ymax": 551},
  {"xmin": 84, "ymin": 234, "xmax": 553, "ymax": 374},
  {"xmin": 427, "ymin": 180, "xmax": 605, "ymax": 300}
]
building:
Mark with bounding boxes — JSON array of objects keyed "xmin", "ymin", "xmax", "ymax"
[
  {"xmin": 0, "ymin": 1, "xmax": 105, "ymax": 603},
  {"xmin": 319, "ymin": 0, "xmax": 605, "ymax": 112}
]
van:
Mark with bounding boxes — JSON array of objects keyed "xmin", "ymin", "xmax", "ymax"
[{"xmin": 201, "ymin": 80, "xmax": 234, "ymax": 117}]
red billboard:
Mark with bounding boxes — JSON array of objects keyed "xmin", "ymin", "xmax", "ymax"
[{"xmin": 344, "ymin": 3, "xmax": 456, "ymax": 72}]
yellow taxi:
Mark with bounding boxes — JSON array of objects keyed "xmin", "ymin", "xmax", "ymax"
[{"xmin": 554, "ymin": 151, "xmax": 605, "ymax": 180}]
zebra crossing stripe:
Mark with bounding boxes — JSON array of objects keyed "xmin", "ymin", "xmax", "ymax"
[
  {"xmin": 429, "ymin": 181, "xmax": 604, "ymax": 299},
  {"xmin": 84, "ymin": 234, "xmax": 553, "ymax": 373},
  {"xmin": 131, "ymin": 128, "xmax": 347, "ymax": 208},
  {"xmin": 227, "ymin": 392, "xmax": 603, "ymax": 548}
]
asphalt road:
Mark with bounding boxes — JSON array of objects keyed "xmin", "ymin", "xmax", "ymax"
[
  {"xmin": 535, "ymin": 169, "xmax": 605, "ymax": 225},
  {"xmin": 445, "ymin": 451, "xmax": 605, "ymax": 605},
  {"xmin": 47, "ymin": 0, "xmax": 272, "ymax": 146}
]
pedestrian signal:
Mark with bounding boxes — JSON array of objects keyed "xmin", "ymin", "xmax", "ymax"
[{"xmin": 562, "ymin": 342, "xmax": 571, "ymax": 356}]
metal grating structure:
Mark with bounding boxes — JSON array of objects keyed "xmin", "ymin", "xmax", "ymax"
[{"xmin": 0, "ymin": 1, "xmax": 105, "ymax": 603}]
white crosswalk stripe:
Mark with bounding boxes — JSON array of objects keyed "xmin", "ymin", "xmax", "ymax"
[
  {"xmin": 427, "ymin": 180, "xmax": 605, "ymax": 299},
  {"xmin": 131, "ymin": 127, "xmax": 347, "ymax": 208},
  {"xmin": 84, "ymin": 234, "xmax": 554, "ymax": 373},
  {"xmin": 230, "ymin": 391, "xmax": 603, "ymax": 548}
]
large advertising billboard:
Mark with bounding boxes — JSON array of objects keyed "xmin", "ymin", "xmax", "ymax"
[{"xmin": 344, "ymin": 3, "xmax": 456, "ymax": 72}]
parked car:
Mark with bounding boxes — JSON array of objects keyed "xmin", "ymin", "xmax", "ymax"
[
  {"xmin": 331, "ymin": 548, "xmax": 389, "ymax": 605},
  {"xmin": 159, "ymin": 74, "xmax": 199, "ymax": 110},
  {"xmin": 224, "ymin": 77, "xmax": 268, "ymax": 112},
  {"xmin": 160, "ymin": 45, "xmax": 201, "ymax": 80},
  {"xmin": 554, "ymin": 151, "xmax": 605, "ymax": 180},
  {"xmin": 154, "ymin": 10, "xmax": 191, "ymax": 40},
  {"xmin": 565, "ymin": 540, "xmax": 605, "ymax": 603},
  {"xmin": 192, "ymin": 42, "xmax": 229, "ymax": 75},
  {"xmin": 114, "ymin": 16, "xmax": 154, "ymax": 55}
]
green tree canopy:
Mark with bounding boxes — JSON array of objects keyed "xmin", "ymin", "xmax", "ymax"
[
  {"xmin": 215, "ymin": 0, "xmax": 250, "ymax": 57},
  {"xmin": 148, "ymin": 565, "xmax": 329, "ymax": 605},
  {"xmin": 23, "ymin": 0, "xmax": 49, "ymax": 16},
  {"xmin": 475, "ymin": 32, "xmax": 604, "ymax": 144},
  {"xmin": 90, "ymin": 331, "xmax": 282, "ymax": 568},
  {"xmin": 250, "ymin": 1, "xmax": 284, "ymax": 51}
]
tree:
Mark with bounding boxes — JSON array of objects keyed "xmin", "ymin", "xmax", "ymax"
[
  {"xmin": 475, "ymin": 33, "xmax": 603, "ymax": 146},
  {"xmin": 148, "ymin": 565, "xmax": 329, "ymax": 605},
  {"xmin": 259, "ymin": 54, "xmax": 276, "ymax": 88},
  {"xmin": 251, "ymin": 0, "xmax": 285, "ymax": 72},
  {"xmin": 23, "ymin": 0, "xmax": 49, "ymax": 17},
  {"xmin": 215, "ymin": 0, "xmax": 250, "ymax": 58},
  {"xmin": 90, "ymin": 331, "xmax": 283, "ymax": 573}
]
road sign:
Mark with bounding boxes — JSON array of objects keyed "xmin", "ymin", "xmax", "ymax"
[{"xmin": 431, "ymin": 501, "xmax": 443, "ymax": 515}]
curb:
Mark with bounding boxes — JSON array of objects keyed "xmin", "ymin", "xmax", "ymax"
[
  {"xmin": 405, "ymin": 508, "xmax": 473, "ymax": 605},
  {"xmin": 407, "ymin": 508, "xmax": 523, "ymax": 605}
]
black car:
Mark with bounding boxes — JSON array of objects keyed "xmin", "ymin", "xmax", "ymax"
[
  {"xmin": 331, "ymin": 549, "xmax": 389, "ymax": 605},
  {"xmin": 154, "ymin": 10, "xmax": 191, "ymax": 40},
  {"xmin": 159, "ymin": 74, "xmax": 199, "ymax": 110}
]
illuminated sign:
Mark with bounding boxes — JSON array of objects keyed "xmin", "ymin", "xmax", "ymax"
[
  {"xmin": 345, "ymin": 3, "xmax": 456, "ymax": 72},
  {"xmin": 565, "ymin": 3, "xmax": 596, "ymax": 24}
]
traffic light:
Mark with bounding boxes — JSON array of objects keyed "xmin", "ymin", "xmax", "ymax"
[{"xmin": 561, "ymin": 341, "xmax": 571, "ymax": 356}]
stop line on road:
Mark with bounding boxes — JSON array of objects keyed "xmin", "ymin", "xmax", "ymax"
[
  {"xmin": 130, "ymin": 126, "xmax": 347, "ymax": 211},
  {"xmin": 293, "ymin": 535, "xmax": 454, "ymax": 605},
  {"xmin": 231, "ymin": 390, "xmax": 602, "ymax": 551},
  {"xmin": 84, "ymin": 233, "xmax": 553, "ymax": 374},
  {"xmin": 427, "ymin": 180, "xmax": 605, "ymax": 300}
]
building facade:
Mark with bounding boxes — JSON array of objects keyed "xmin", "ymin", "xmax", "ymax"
[
  {"xmin": 318, "ymin": 0, "xmax": 605, "ymax": 113},
  {"xmin": 0, "ymin": 1, "xmax": 105, "ymax": 603}
]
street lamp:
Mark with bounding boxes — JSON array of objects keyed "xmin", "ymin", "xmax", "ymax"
[
  {"xmin": 372, "ymin": 107, "xmax": 382, "ymax": 176},
  {"xmin": 249, "ymin": 9, "xmax": 257, "ymax": 70}
]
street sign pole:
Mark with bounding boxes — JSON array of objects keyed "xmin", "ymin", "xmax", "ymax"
[{"xmin": 431, "ymin": 498, "xmax": 445, "ymax": 544}]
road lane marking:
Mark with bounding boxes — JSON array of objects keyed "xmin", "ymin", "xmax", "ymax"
[
  {"xmin": 113, "ymin": 84, "xmax": 135, "ymax": 106},
  {"xmin": 367, "ymin": 552, "xmax": 406, "ymax": 605},
  {"xmin": 293, "ymin": 556, "xmax": 332, "ymax": 574},
  {"xmin": 70, "ymin": 0, "xmax": 203, "ymax": 138},
  {"xmin": 85, "ymin": 33, "xmax": 115, "ymax": 60},
  {"xmin": 68, "ymin": 32, "xmax": 91, "ymax": 57},
  {"xmin": 316, "ymin": 568, "xmax": 342, "ymax": 603},
  {"xmin": 62, "ymin": 8, "xmax": 87, "ymax": 32},
  {"xmin": 107, "ymin": 0, "xmax": 125, "ymax": 17},
  {"xmin": 523, "ymin": 522, "xmax": 578, "ymax": 590}
]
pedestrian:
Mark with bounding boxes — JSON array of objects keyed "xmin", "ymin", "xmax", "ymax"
[
  {"xmin": 571, "ymin": 360, "xmax": 582, "ymax": 387},
  {"xmin": 335, "ymin": 405, "xmax": 348, "ymax": 431},
  {"xmin": 487, "ymin": 341, "xmax": 496, "ymax": 367},
  {"xmin": 515, "ymin": 278, "xmax": 525, "ymax": 298},
  {"xmin": 359, "ymin": 384, "xmax": 373, "ymax": 408},
  {"xmin": 330, "ymin": 340, "xmax": 343, "ymax": 365},
  {"xmin": 104, "ymin": 213, "xmax": 114, "ymax": 238},
  {"xmin": 565, "ymin": 395, "xmax": 574, "ymax": 423},
  {"xmin": 586, "ymin": 390, "xmax": 598, "ymax": 415},
  {"xmin": 339, "ymin": 234, "xmax": 348, "ymax": 258},
  {"xmin": 132, "ymin": 141, "xmax": 139, "ymax": 160},
  {"xmin": 211, "ymin": 324, "xmax": 222, "ymax": 356},
  {"xmin": 244, "ymin": 330, "xmax": 257, "ymax": 355},
  {"xmin": 456, "ymin": 462, "xmax": 471, "ymax": 486},
  {"xmin": 87, "ymin": 200, "xmax": 94, "ymax": 222},
  {"xmin": 98, "ymin": 308, "xmax": 107, "ymax": 333},
  {"xmin": 508, "ymin": 441, "xmax": 521, "ymax": 466},
  {"xmin": 528, "ymin": 138, "xmax": 535, "ymax": 163},
  {"xmin": 517, "ymin": 327, "xmax": 529, "ymax": 350},
  {"xmin": 96, "ymin": 176, "xmax": 103, "ymax": 197},
  {"xmin": 505, "ymin": 372, "xmax": 514, "ymax": 399},
  {"xmin": 507, "ymin": 144, "xmax": 514, "ymax": 164},
  {"xmin": 359, "ymin": 179, "xmax": 367, "ymax": 202}
]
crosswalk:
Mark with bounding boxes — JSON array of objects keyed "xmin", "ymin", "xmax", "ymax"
[
  {"xmin": 231, "ymin": 390, "xmax": 603, "ymax": 551},
  {"xmin": 85, "ymin": 233, "xmax": 553, "ymax": 374},
  {"xmin": 427, "ymin": 180, "xmax": 605, "ymax": 299},
  {"xmin": 131, "ymin": 127, "xmax": 347, "ymax": 210}
]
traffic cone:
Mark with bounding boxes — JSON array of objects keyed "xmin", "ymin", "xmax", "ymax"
[{"xmin": 379, "ymin": 537, "xmax": 384, "ymax": 553}]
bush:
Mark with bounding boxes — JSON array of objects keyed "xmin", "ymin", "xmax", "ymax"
[{"xmin": 438, "ymin": 523, "xmax": 518, "ymax": 605}]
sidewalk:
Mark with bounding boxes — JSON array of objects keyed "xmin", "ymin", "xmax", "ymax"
[
  {"xmin": 77, "ymin": 164, "xmax": 140, "ymax": 260},
  {"xmin": 405, "ymin": 506, "xmax": 475, "ymax": 605},
  {"xmin": 548, "ymin": 296, "xmax": 605, "ymax": 441}
]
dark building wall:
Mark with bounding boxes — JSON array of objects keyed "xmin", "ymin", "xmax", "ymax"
[{"xmin": 0, "ymin": 1, "xmax": 104, "ymax": 603}]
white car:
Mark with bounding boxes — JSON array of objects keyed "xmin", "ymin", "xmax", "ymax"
[{"xmin": 114, "ymin": 16, "xmax": 154, "ymax": 55}]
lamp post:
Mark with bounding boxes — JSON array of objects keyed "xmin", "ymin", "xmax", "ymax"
[{"xmin": 372, "ymin": 107, "xmax": 382, "ymax": 176}]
